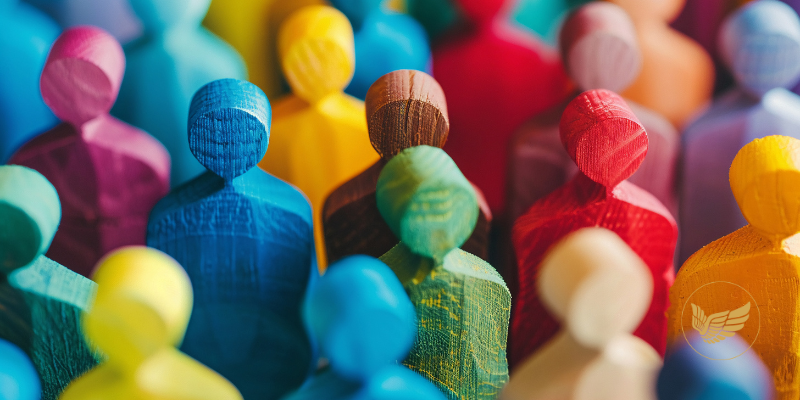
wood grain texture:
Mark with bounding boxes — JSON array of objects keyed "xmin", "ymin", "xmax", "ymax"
[
  {"xmin": 147, "ymin": 79, "xmax": 315, "ymax": 400},
  {"xmin": 113, "ymin": 0, "xmax": 246, "ymax": 187},
  {"xmin": 59, "ymin": 247, "xmax": 243, "ymax": 400},
  {"xmin": 510, "ymin": 90, "xmax": 677, "ymax": 369},
  {"xmin": 323, "ymin": 70, "xmax": 492, "ymax": 263},
  {"xmin": 0, "ymin": 338, "xmax": 41, "ymax": 400},
  {"xmin": 669, "ymin": 135, "xmax": 800, "ymax": 400},
  {"xmin": 9, "ymin": 26, "xmax": 170, "ymax": 278}
]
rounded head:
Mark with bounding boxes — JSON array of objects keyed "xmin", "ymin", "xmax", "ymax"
[
  {"xmin": 454, "ymin": 0, "xmax": 507, "ymax": 24},
  {"xmin": 0, "ymin": 339, "xmax": 41, "ymax": 400},
  {"xmin": 129, "ymin": 0, "xmax": 211, "ymax": 32},
  {"xmin": 0, "ymin": 166, "xmax": 60, "ymax": 275},
  {"xmin": 560, "ymin": 89, "xmax": 648, "ymax": 188},
  {"xmin": 539, "ymin": 228, "xmax": 653, "ymax": 349},
  {"xmin": 605, "ymin": 0, "xmax": 686, "ymax": 22},
  {"xmin": 376, "ymin": 146, "xmax": 478, "ymax": 261},
  {"xmin": 366, "ymin": 70, "xmax": 449, "ymax": 159},
  {"xmin": 719, "ymin": 0, "xmax": 800, "ymax": 96},
  {"xmin": 189, "ymin": 79, "xmax": 271, "ymax": 181},
  {"xmin": 40, "ymin": 26, "xmax": 125, "ymax": 127},
  {"xmin": 83, "ymin": 247, "xmax": 192, "ymax": 368},
  {"xmin": 730, "ymin": 135, "xmax": 800, "ymax": 239},
  {"xmin": 560, "ymin": 2, "xmax": 642, "ymax": 92},
  {"xmin": 329, "ymin": 0, "xmax": 383, "ymax": 29},
  {"xmin": 304, "ymin": 256, "xmax": 416, "ymax": 381},
  {"xmin": 279, "ymin": 6, "xmax": 355, "ymax": 104},
  {"xmin": 352, "ymin": 365, "xmax": 447, "ymax": 400}
]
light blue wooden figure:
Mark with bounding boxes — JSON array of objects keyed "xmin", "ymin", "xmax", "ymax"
[
  {"xmin": 0, "ymin": 0, "xmax": 59, "ymax": 163},
  {"xmin": 114, "ymin": 0, "xmax": 246, "ymax": 187},
  {"xmin": 0, "ymin": 339, "xmax": 41, "ymax": 400},
  {"xmin": 329, "ymin": 0, "xmax": 431, "ymax": 100},
  {"xmin": 147, "ymin": 79, "xmax": 315, "ymax": 400},
  {"xmin": 680, "ymin": 0, "xmax": 800, "ymax": 263},
  {"xmin": 283, "ymin": 255, "xmax": 446, "ymax": 400},
  {"xmin": 21, "ymin": 0, "xmax": 142, "ymax": 44}
]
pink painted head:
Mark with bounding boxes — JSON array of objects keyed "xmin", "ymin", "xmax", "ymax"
[
  {"xmin": 560, "ymin": 89, "xmax": 648, "ymax": 188},
  {"xmin": 454, "ymin": 0, "xmax": 509, "ymax": 24},
  {"xmin": 40, "ymin": 26, "xmax": 125, "ymax": 127}
]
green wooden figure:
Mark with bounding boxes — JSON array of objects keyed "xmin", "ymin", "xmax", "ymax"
[
  {"xmin": 376, "ymin": 145, "xmax": 511, "ymax": 400},
  {"xmin": 0, "ymin": 165, "xmax": 100, "ymax": 400}
]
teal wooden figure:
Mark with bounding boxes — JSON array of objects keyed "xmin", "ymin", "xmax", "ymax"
[
  {"xmin": 512, "ymin": 0, "xmax": 593, "ymax": 45},
  {"xmin": 147, "ymin": 79, "xmax": 315, "ymax": 400},
  {"xmin": 329, "ymin": 0, "xmax": 431, "ymax": 100},
  {"xmin": 0, "ymin": 0, "xmax": 59, "ymax": 162},
  {"xmin": 0, "ymin": 165, "xmax": 99, "ymax": 400},
  {"xmin": 113, "ymin": 0, "xmax": 247, "ymax": 187},
  {"xmin": 376, "ymin": 145, "xmax": 511, "ymax": 400},
  {"xmin": 0, "ymin": 339, "xmax": 41, "ymax": 400}
]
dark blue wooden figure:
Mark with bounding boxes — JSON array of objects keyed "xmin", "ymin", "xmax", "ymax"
[
  {"xmin": 147, "ymin": 79, "xmax": 315, "ymax": 400},
  {"xmin": 114, "ymin": 0, "xmax": 246, "ymax": 187},
  {"xmin": 0, "ymin": 0, "xmax": 59, "ymax": 163},
  {"xmin": 0, "ymin": 338, "xmax": 41, "ymax": 400},
  {"xmin": 330, "ymin": 0, "xmax": 431, "ymax": 100}
]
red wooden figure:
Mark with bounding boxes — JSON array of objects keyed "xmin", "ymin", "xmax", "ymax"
[
  {"xmin": 9, "ymin": 26, "xmax": 170, "ymax": 278},
  {"xmin": 510, "ymin": 89, "xmax": 677, "ymax": 369}
]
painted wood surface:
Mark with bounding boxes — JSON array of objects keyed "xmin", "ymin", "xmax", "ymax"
[
  {"xmin": 0, "ymin": 338, "xmax": 41, "ymax": 400},
  {"xmin": 501, "ymin": 228, "xmax": 661, "ymax": 400},
  {"xmin": 510, "ymin": 89, "xmax": 678, "ymax": 369},
  {"xmin": 0, "ymin": 165, "xmax": 99, "ymax": 400},
  {"xmin": 0, "ymin": 1, "xmax": 59, "ymax": 163},
  {"xmin": 58, "ymin": 247, "xmax": 243, "ymax": 400},
  {"xmin": 258, "ymin": 5, "xmax": 379, "ymax": 269},
  {"xmin": 22, "ymin": 0, "xmax": 142, "ymax": 44},
  {"xmin": 147, "ymin": 79, "xmax": 315, "ymax": 400},
  {"xmin": 323, "ymin": 70, "xmax": 491, "ymax": 263},
  {"xmin": 9, "ymin": 26, "xmax": 170, "ymax": 278},
  {"xmin": 669, "ymin": 135, "xmax": 800, "ymax": 400},
  {"xmin": 679, "ymin": 0, "xmax": 800, "ymax": 263},
  {"xmin": 376, "ymin": 145, "xmax": 510, "ymax": 400},
  {"xmin": 113, "ymin": 0, "xmax": 246, "ymax": 187}
]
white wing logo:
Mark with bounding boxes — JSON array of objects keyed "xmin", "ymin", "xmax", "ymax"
[{"xmin": 691, "ymin": 302, "xmax": 751, "ymax": 344}]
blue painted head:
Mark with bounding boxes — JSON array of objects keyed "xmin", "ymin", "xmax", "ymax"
[
  {"xmin": 188, "ymin": 79, "xmax": 271, "ymax": 181},
  {"xmin": 129, "ymin": 0, "xmax": 211, "ymax": 32},
  {"xmin": 329, "ymin": 0, "xmax": 383, "ymax": 29},
  {"xmin": 0, "ymin": 339, "xmax": 41, "ymax": 400}
]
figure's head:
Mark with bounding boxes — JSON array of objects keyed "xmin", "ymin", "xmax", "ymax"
[
  {"xmin": 376, "ymin": 145, "xmax": 478, "ymax": 262},
  {"xmin": 366, "ymin": 70, "xmax": 449, "ymax": 159},
  {"xmin": 0, "ymin": 166, "xmax": 60, "ymax": 276},
  {"xmin": 605, "ymin": 0, "xmax": 686, "ymax": 22},
  {"xmin": 560, "ymin": 2, "xmax": 642, "ymax": 92},
  {"xmin": 730, "ymin": 135, "xmax": 800, "ymax": 239},
  {"xmin": 188, "ymin": 79, "xmax": 271, "ymax": 181},
  {"xmin": 40, "ymin": 26, "xmax": 125, "ymax": 127},
  {"xmin": 328, "ymin": 0, "xmax": 383, "ymax": 29},
  {"xmin": 0, "ymin": 339, "xmax": 41, "ymax": 400},
  {"xmin": 129, "ymin": 0, "xmax": 211, "ymax": 32},
  {"xmin": 453, "ymin": 0, "xmax": 508, "ymax": 24},
  {"xmin": 560, "ymin": 89, "xmax": 648, "ymax": 188},
  {"xmin": 279, "ymin": 6, "xmax": 355, "ymax": 104},
  {"xmin": 719, "ymin": 0, "xmax": 800, "ymax": 96}
]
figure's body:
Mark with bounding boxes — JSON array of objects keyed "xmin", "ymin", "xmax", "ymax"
[
  {"xmin": 22, "ymin": 0, "xmax": 141, "ymax": 43},
  {"xmin": 680, "ymin": 0, "xmax": 800, "ymax": 263},
  {"xmin": 148, "ymin": 79, "xmax": 315, "ymax": 400},
  {"xmin": 113, "ymin": 0, "xmax": 246, "ymax": 187},
  {"xmin": 258, "ymin": 6, "xmax": 379, "ymax": 268},
  {"xmin": 376, "ymin": 145, "xmax": 511, "ymax": 400},
  {"xmin": 323, "ymin": 70, "xmax": 492, "ymax": 263},
  {"xmin": 9, "ymin": 26, "xmax": 170, "ymax": 277}
]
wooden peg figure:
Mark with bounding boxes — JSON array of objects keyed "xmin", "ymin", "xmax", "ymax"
[
  {"xmin": 0, "ymin": 0, "xmax": 59, "ymax": 162},
  {"xmin": 680, "ymin": 0, "xmax": 800, "ymax": 263},
  {"xmin": 323, "ymin": 70, "xmax": 492, "ymax": 263},
  {"xmin": 258, "ymin": 5, "xmax": 380, "ymax": 268},
  {"xmin": 377, "ymin": 145, "xmax": 511, "ymax": 400},
  {"xmin": 605, "ymin": 0, "xmax": 715, "ymax": 128},
  {"xmin": 511, "ymin": 89, "xmax": 678, "ymax": 368},
  {"xmin": 669, "ymin": 135, "xmax": 800, "ymax": 400},
  {"xmin": 0, "ymin": 339, "xmax": 41, "ymax": 400},
  {"xmin": 9, "ymin": 26, "xmax": 170, "ymax": 277},
  {"xmin": 502, "ymin": 228, "xmax": 662, "ymax": 400},
  {"xmin": 114, "ymin": 0, "xmax": 246, "ymax": 187},
  {"xmin": 58, "ymin": 247, "xmax": 243, "ymax": 400},
  {"xmin": 147, "ymin": 79, "xmax": 315, "ymax": 400},
  {"xmin": 0, "ymin": 165, "xmax": 99, "ymax": 400}
]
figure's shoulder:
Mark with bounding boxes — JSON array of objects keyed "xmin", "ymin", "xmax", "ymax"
[
  {"xmin": 9, "ymin": 123, "xmax": 76, "ymax": 164},
  {"xmin": 444, "ymin": 249, "xmax": 509, "ymax": 294},
  {"xmin": 612, "ymin": 180, "xmax": 676, "ymax": 226},
  {"xmin": 237, "ymin": 169, "xmax": 313, "ymax": 226},
  {"xmin": 324, "ymin": 163, "xmax": 380, "ymax": 221},
  {"xmin": 514, "ymin": 178, "xmax": 597, "ymax": 232},
  {"xmin": 678, "ymin": 225, "xmax": 773, "ymax": 279},
  {"xmin": 318, "ymin": 94, "xmax": 367, "ymax": 130},
  {"xmin": 8, "ymin": 256, "xmax": 97, "ymax": 311},
  {"xmin": 148, "ymin": 172, "xmax": 226, "ymax": 226}
]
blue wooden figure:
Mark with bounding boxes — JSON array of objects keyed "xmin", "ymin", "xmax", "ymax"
[
  {"xmin": 147, "ymin": 79, "xmax": 315, "ymax": 400},
  {"xmin": 284, "ymin": 255, "xmax": 446, "ymax": 400},
  {"xmin": 114, "ymin": 0, "xmax": 247, "ymax": 187},
  {"xmin": 329, "ymin": 0, "xmax": 431, "ymax": 100},
  {"xmin": 21, "ymin": 0, "xmax": 142, "ymax": 44},
  {"xmin": 0, "ymin": 0, "xmax": 59, "ymax": 163},
  {"xmin": 0, "ymin": 338, "xmax": 41, "ymax": 400}
]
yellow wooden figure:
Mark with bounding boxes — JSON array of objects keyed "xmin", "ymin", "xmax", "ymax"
[
  {"xmin": 58, "ymin": 247, "xmax": 242, "ymax": 400},
  {"xmin": 259, "ymin": 5, "xmax": 380, "ymax": 268},
  {"xmin": 668, "ymin": 135, "xmax": 800, "ymax": 400}
]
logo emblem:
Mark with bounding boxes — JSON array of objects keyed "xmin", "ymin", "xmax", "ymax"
[{"xmin": 691, "ymin": 302, "xmax": 750, "ymax": 344}]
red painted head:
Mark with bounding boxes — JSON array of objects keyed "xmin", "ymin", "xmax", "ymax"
[
  {"xmin": 560, "ymin": 89, "xmax": 648, "ymax": 188},
  {"xmin": 453, "ymin": 0, "xmax": 508, "ymax": 24}
]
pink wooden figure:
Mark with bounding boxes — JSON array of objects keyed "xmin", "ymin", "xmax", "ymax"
[{"xmin": 9, "ymin": 26, "xmax": 170, "ymax": 278}]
